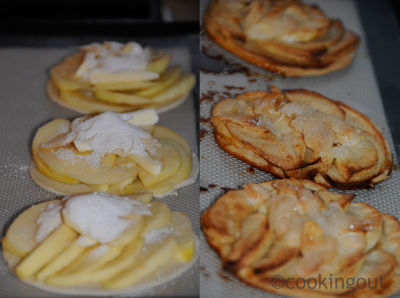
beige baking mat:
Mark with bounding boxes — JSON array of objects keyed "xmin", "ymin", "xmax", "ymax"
[
  {"xmin": 0, "ymin": 46, "xmax": 199, "ymax": 297},
  {"xmin": 200, "ymin": 0, "xmax": 400, "ymax": 297}
]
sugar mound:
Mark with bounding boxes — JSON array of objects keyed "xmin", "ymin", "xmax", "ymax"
[
  {"xmin": 65, "ymin": 112, "xmax": 159, "ymax": 167},
  {"xmin": 36, "ymin": 202, "xmax": 62, "ymax": 242},
  {"xmin": 62, "ymin": 192, "xmax": 152, "ymax": 243}
]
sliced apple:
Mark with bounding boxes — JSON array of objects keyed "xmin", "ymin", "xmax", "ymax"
[
  {"xmin": 126, "ymin": 192, "xmax": 153, "ymax": 203},
  {"xmin": 93, "ymin": 80, "xmax": 156, "ymax": 91},
  {"xmin": 137, "ymin": 141, "xmax": 181, "ymax": 188},
  {"xmin": 147, "ymin": 54, "xmax": 171, "ymax": 74},
  {"xmin": 37, "ymin": 148, "xmax": 138, "ymax": 185},
  {"xmin": 35, "ymin": 238, "xmax": 90, "ymax": 281},
  {"xmin": 171, "ymin": 212, "xmax": 195, "ymax": 262},
  {"xmin": 94, "ymin": 89, "xmax": 154, "ymax": 105},
  {"xmin": 59, "ymin": 88, "xmax": 134, "ymax": 113},
  {"xmin": 33, "ymin": 155, "xmax": 78, "ymax": 184},
  {"xmin": 89, "ymin": 70, "xmax": 160, "ymax": 85},
  {"xmin": 15, "ymin": 224, "xmax": 77, "ymax": 279},
  {"xmin": 102, "ymin": 236, "xmax": 178, "ymax": 289},
  {"xmin": 150, "ymin": 74, "xmax": 195, "ymax": 105},
  {"xmin": 113, "ymin": 217, "xmax": 145, "ymax": 247},
  {"xmin": 60, "ymin": 245, "xmax": 124, "ymax": 276},
  {"xmin": 108, "ymin": 176, "xmax": 136, "ymax": 195},
  {"xmin": 134, "ymin": 67, "xmax": 181, "ymax": 98},
  {"xmin": 144, "ymin": 146, "xmax": 192, "ymax": 196},
  {"xmin": 2, "ymin": 200, "xmax": 59, "ymax": 258},
  {"xmin": 50, "ymin": 53, "xmax": 91, "ymax": 91},
  {"xmin": 45, "ymin": 238, "xmax": 144, "ymax": 286},
  {"xmin": 32, "ymin": 119, "xmax": 71, "ymax": 153},
  {"xmin": 128, "ymin": 154, "xmax": 162, "ymax": 176},
  {"xmin": 152, "ymin": 126, "xmax": 192, "ymax": 156},
  {"xmin": 143, "ymin": 202, "xmax": 172, "ymax": 233}
]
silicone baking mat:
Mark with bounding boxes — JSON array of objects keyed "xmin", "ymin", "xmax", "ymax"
[
  {"xmin": 0, "ymin": 46, "xmax": 199, "ymax": 297},
  {"xmin": 200, "ymin": 0, "xmax": 400, "ymax": 297}
]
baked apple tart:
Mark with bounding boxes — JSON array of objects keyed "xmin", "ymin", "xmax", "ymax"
[
  {"xmin": 3, "ymin": 192, "xmax": 197, "ymax": 294},
  {"xmin": 47, "ymin": 41, "xmax": 195, "ymax": 113},
  {"xmin": 212, "ymin": 86, "xmax": 391, "ymax": 188},
  {"xmin": 204, "ymin": 0, "xmax": 360, "ymax": 76},
  {"xmin": 30, "ymin": 109, "xmax": 197, "ymax": 197},
  {"xmin": 202, "ymin": 179, "xmax": 400, "ymax": 297}
]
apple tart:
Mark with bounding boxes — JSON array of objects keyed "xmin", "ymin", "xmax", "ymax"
[
  {"xmin": 204, "ymin": 0, "xmax": 360, "ymax": 76},
  {"xmin": 47, "ymin": 41, "xmax": 195, "ymax": 113},
  {"xmin": 212, "ymin": 86, "xmax": 392, "ymax": 188},
  {"xmin": 30, "ymin": 109, "xmax": 197, "ymax": 197},
  {"xmin": 3, "ymin": 192, "xmax": 197, "ymax": 294},
  {"xmin": 202, "ymin": 179, "xmax": 400, "ymax": 297}
]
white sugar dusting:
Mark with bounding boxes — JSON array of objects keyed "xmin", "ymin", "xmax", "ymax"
[
  {"xmin": 144, "ymin": 227, "xmax": 174, "ymax": 244},
  {"xmin": 36, "ymin": 202, "xmax": 62, "ymax": 242},
  {"xmin": 62, "ymin": 192, "xmax": 152, "ymax": 243},
  {"xmin": 79, "ymin": 41, "xmax": 153, "ymax": 79},
  {"xmin": 76, "ymin": 236, "xmax": 97, "ymax": 247},
  {"xmin": 65, "ymin": 112, "xmax": 160, "ymax": 168},
  {"xmin": 89, "ymin": 245, "xmax": 109, "ymax": 258}
]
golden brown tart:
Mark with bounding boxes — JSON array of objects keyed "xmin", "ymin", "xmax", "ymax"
[
  {"xmin": 212, "ymin": 86, "xmax": 392, "ymax": 188},
  {"xmin": 202, "ymin": 179, "xmax": 400, "ymax": 297},
  {"xmin": 204, "ymin": 0, "xmax": 360, "ymax": 76}
]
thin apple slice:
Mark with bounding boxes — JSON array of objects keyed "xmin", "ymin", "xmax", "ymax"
[
  {"xmin": 58, "ymin": 88, "xmax": 134, "ymax": 113},
  {"xmin": 102, "ymin": 236, "xmax": 178, "ymax": 289},
  {"xmin": 152, "ymin": 126, "xmax": 191, "ymax": 156},
  {"xmin": 37, "ymin": 148, "xmax": 138, "ymax": 185},
  {"xmin": 33, "ymin": 155, "xmax": 78, "ymax": 184},
  {"xmin": 150, "ymin": 74, "xmax": 195, "ymax": 105},
  {"xmin": 15, "ymin": 224, "xmax": 77, "ymax": 279},
  {"xmin": 32, "ymin": 119, "xmax": 71, "ymax": 153},
  {"xmin": 144, "ymin": 146, "xmax": 192, "ymax": 196},
  {"xmin": 128, "ymin": 154, "xmax": 162, "ymax": 176},
  {"xmin": 35, "ymin": 238, "xmax": 91, "ymax": 281},
  {"xmin": 137, "ymin": 141, "xmax": 181, "ymax": 188},
  {"xmin": 143, "ymin": 202, "xmax": 172, "ymax": 233},
  {"xmin": 147, "ymin": 54, "xmax": 171, "ymax": 74},
  {"xmin": 50, "ymin": 53, "xmax": 91, "ymax": 91},
  {"xmin": 45, "ymin": 239, "xmax": 144, "ymax": 286},
  {"xmin": 59, "ymin": 245, "xmax": 124, "ymax": 277},
  {"xmin": 134, "ymin": 67, "xmax": 181, "ymax": 98},
  {"xmin": 126, "ymin": 192, "xmax": 153, "ymax": 203},
  {"xmin": 2, "ymin": 200, "xmax": 59, "ymax": 258},
  {"xmin": 172, "ymin": 212, "xmax": 195, "ymax": 262},
  {"xmin": 89, "ymin": 70, "xmax": 159, "ymax": 85},
  {"xmin": 94, "ymin": 89, "xmax": 154, "ymax": 105}
]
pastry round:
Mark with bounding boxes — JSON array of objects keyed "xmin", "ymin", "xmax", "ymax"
[
  {"xmin": 3, "ymin": 193, "xmax": 198, "ymax": 295},
  {"xmin": 212, "ymin": 86, "xmax": 392, "ymax": 188},
  {"xmin": 30, "ymin": 111, "xmax": 197, "ymax": 197},
  {"xmin": 204, "ymin": 0, "xmax": 360, "ymax": 76},
  {"xmin": 202, "ymin": 179, "xmax": 400, "ymax": 297},
  {"xmin": 48, "ymin": 42, "xmax": 195, "ymax": 114}
]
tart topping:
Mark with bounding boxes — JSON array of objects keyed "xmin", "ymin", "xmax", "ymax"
[
  {"xmin": 36, "ymin": 203, "xmax": 62, "ymax": 243},
  {"xmin": 42, "ymin": 110, "xmax": 162, "ymax": 173},
  {"xmin": 75, "ymin": 41, "xmax": 159, "ymax": 82},
  {"xmin": 62, "ymin": 192, "xmax": 151, "ymax": 243},
  {"xmin": 244, "ymin": 0, "xmax": 330, "ymax": 42}
]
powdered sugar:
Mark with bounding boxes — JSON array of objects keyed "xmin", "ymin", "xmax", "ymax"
[
  {"xmin": 76, "ymin": 236, "xmax": 97, "ymax": 247},
  {"xmin": 78, "ymin": 41, "xmax": 153, "ymax": 79},
  {"xmin": 36, "ymin": 202, "xmax": 62, "ymax": 242},
  {"xmin": 89, "ymin": 245, "xmax": 109, "ymax": 258},
  {"xmin": 62, "ymin": 192, "xmax": 152, "ymax": 243},
  {"xmin": 144, "ymin": 227, "xmax": 174, "ymax": 244},
  {"xmin": 53, "ymin": 112, "xmax": 161, "ymax": 168}
]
